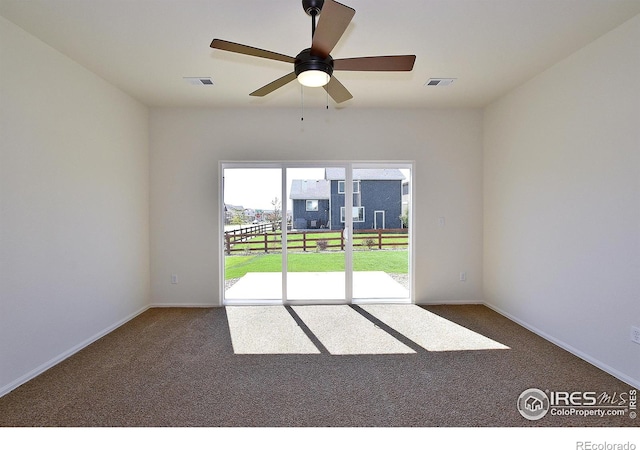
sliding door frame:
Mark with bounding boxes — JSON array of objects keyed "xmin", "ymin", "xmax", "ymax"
[{"xmin": 220, "ymin": 160, "xmax": 414, "ymax": 305}]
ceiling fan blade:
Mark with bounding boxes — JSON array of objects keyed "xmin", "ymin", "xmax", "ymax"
[
  {"xmin": 323, "ymin": 76, "xmax": 353, "ymax": 103},
  {"xmin": 334, "ymin": 55, "xmax": 416, "ymax": 72},
  {"xmin": 310, "ymin": 0, "xmax": 355, "ymax": 59},
  {"xmin": 210, "ymin": 39, "xmax": 295, "ymax": 64},
  {"xmin": 250, "ymin": 72, "xmax": 297, "ymax": 97}
]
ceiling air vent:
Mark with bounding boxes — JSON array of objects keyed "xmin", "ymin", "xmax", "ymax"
[
  {"xmin": 425, "ymin": 78, "xmax": 456, "ymax": 87},
  {"xmin": 183, "ymin": 77, "xmax": 214, "ymax": 86}
]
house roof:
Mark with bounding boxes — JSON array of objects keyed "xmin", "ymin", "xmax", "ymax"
[
  {"xmin": 324, "ymin": 168, "xmax": 405, "ymax": 181},
  {"xmin": 289, "ymin": 180, "xmax": 330, "ymax": 200}
]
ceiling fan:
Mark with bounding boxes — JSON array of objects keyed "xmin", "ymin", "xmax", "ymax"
[{"xmin": 210, "ymin": 0, "xmax": 416, "ymax": 103}]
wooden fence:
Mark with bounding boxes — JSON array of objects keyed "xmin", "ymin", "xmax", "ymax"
[
  {"xmin": 224, "ymin": 223, "xmax": 272, "ymax": 242},
  {"xmin": 224, "ymin": 226, "xmax": 408, "ymax": 255}
]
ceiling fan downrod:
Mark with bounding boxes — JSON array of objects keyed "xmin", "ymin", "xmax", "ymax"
[{"xmin": 302, "ymin": 0, "xmax": 324, "ymax": 36}]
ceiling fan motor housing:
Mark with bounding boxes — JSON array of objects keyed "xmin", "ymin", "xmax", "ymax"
[
  {"xmin": 302, "ymin": 0, "xmax": 324, "ymax": 16},
  {"xmin": 295, "ymin": 48, "xmax": 334, "ymax": 78}
]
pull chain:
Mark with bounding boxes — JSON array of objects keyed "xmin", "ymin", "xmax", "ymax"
[{"xmin": 302, "ymin": 8, "xmax": 314, "ymax": 124}]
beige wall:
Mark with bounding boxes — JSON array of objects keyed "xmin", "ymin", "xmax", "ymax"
[
  {"xmin": 149, "ymin": 107, "xmax": 484, "ymax": 306},
  {"xmin": 484, "ymin": 15, "xmax": 640, "ymax": 387},
  {"xmin": 0, "ymin": 16, "xmax": 150, "ymax": 394}
]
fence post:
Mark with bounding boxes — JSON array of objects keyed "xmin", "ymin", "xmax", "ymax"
[
  {"xmin": 340, "ymin": 229, "xmax": 344, "ymax": 251},
  {"xmin": 303, "ymin": 232, "xmax": 307, "ymax": 252},
  {"xmin": 378, "ymin": 229, "xmax": 383, "ymax": 249},
  {"xmin": 225, "ymin": 234, "xmax": 231, "ymax": 255},
  {"xmin": 264, "ymin": 233, "xmax": 268, "ymax": 253}
]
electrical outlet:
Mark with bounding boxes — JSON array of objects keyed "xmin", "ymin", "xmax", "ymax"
[
  {"xmin": 171, "ymin": 274, "xmax": 178, "ymax": 284},
  {"xmin": 631, "ymin": 326, "xmax": 640, "ymax": 345},
  {"xmin": 459, "ymin": 272, "xmax": 467, "ymax": 282}
]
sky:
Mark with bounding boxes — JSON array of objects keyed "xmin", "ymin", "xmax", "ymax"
[
  {"xmin": 223, "ymin": 167, "xmax": 410, "ymax": 211},
  {"xmin": 223, "ymin": 168, "xmax": 325, "ymax": 211}
]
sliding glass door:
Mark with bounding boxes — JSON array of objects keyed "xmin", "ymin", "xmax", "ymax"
[
  {"xmin": 221, "ymin": 162, "xmax": 412, "ymax": 305},
  {"xmin": 350, "ymin": 163, "xmax": 411, "ymax": 302},
  {"xmin": 222, "ymin": 166, "xmax": 283, "ymax": 303},
  {"xmin": 285, "ymin": 166, "xmax": 346, "ymax": 303}
]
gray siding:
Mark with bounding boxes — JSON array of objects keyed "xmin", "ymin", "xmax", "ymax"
[
  {"xmin": 292, "ymin": 199, "xmax": 330, "ymax": 229},
  {"xmin": 330, "ymin": 180, "xmax": 402, "ymax": 229}
]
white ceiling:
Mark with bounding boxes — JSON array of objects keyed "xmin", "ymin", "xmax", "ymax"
[{"xmin": 2, "ymin": 0, "xmax": 639, "ymax": 109}]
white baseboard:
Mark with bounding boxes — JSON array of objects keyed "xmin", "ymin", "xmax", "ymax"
[
  {"xmin": 484, "ymin": 302, "xmax": 640, "ymax": 390},
  {"xmin": 149, "ymin": 303, "xmax": 219, "ymax": 308},
  {"xmin": 0, "ymin": 305, "xmax": 150, "ymax": 398},
  {"xmin": 417, "ymin": 299, "xmax": 484, "ymax": 305}
]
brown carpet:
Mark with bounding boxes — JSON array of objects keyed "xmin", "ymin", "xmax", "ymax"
[{"xmin": 0, "ymin": 305, "xmax": 635, "ymax": 427}]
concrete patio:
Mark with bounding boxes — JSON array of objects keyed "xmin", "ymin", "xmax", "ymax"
[{"xmin": 224, "ymin": 271, "xmax": 409, "ymax": 302}]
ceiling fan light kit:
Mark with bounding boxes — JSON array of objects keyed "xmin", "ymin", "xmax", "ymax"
[
  {"xmin": 210, "ymin": 0, "xmax": 416, "ymax": 104},
  {"xmin": 294, "ymin": 48, "xmax": 333, "ymax": 87},
  {"xmin": 297, "ymin": 70, "xmax": 330, "ymax": 87}
]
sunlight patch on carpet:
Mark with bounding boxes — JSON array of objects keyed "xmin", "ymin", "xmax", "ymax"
[
  {"xmin": 360, "ymin": 304, "xmax": 510, "ymax": 351},
  {"xmin": 292, "ymin": 305, "xmax": 416, "ymax": 355},
  {"xmin": 226, "ymin": 306, "xmax": 320, "ymax": 354},
  {"xmin": 225, "ymin": 305, "xmax": 508, "ymax": 355}
]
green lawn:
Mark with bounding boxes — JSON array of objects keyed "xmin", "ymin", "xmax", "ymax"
[{"xmin": 225, "ymin": 250, "xmax": 408, "ymax": 279}]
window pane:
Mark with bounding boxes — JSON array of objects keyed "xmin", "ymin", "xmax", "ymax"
[
  {"xmin": 223, "ymin": 167, "xmax": 282, "ymax": 302},
  {"xmin": 341, "ymin": 206, "xmax": 365, "ymax": 222},
  {"xmin": 287, "ymin": 167, "xmax": 345, "ymax": 302},
  {"xmin": 306, "ymin": 200, "xmax": 318, "ymax": 211},
  {"xmin": 351, "ymin": 164, "xmax": 411, "ymax": 302},
  {"xmin": 338, "ymin": 180, "xmax": 359, "ymax": 194}
]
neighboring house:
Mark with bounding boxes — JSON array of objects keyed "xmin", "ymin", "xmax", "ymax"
[
  {"xmin": 246, "ymin": 208, "xmax": 257, "ymax": 222},
  {"xmin": 289, "ymin": 180, "xmax": 331, "ymax": 229},
  {"xmin": 290, "ymin": 169, "xmax": 405, "ymax": 230},
  {"xmin": 224, "ymin": 204, "xmax": 245, "ymax": 224}
]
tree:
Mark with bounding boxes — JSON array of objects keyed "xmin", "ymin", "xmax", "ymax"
[
  {"xmin": 268, "ymin": 197, "xmax": 282, "ymax": 231},
  {"xmin": 231, "ymin": 209, "xmax": 246, "ymax": 225},
  {"xmin": 400, "ymin": 209, "xmax": 409, "ymax": 228}
]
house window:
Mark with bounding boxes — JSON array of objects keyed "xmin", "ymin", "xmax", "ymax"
[
  {"xmin": 340, "ymin": 206, "xmax": 365, "ymax": 223},
  {"xmin": 338, "ymin": 180, "xmax": 360, "ymax": 194},
  {"xmin": 306, "ymin": 200, "xmax": 319, "ymax": 211}
]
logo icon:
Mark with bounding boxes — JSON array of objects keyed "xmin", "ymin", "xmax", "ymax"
[{"xmin": 517, "ymin": 388, "xmax": 550, "ymax": 420}]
